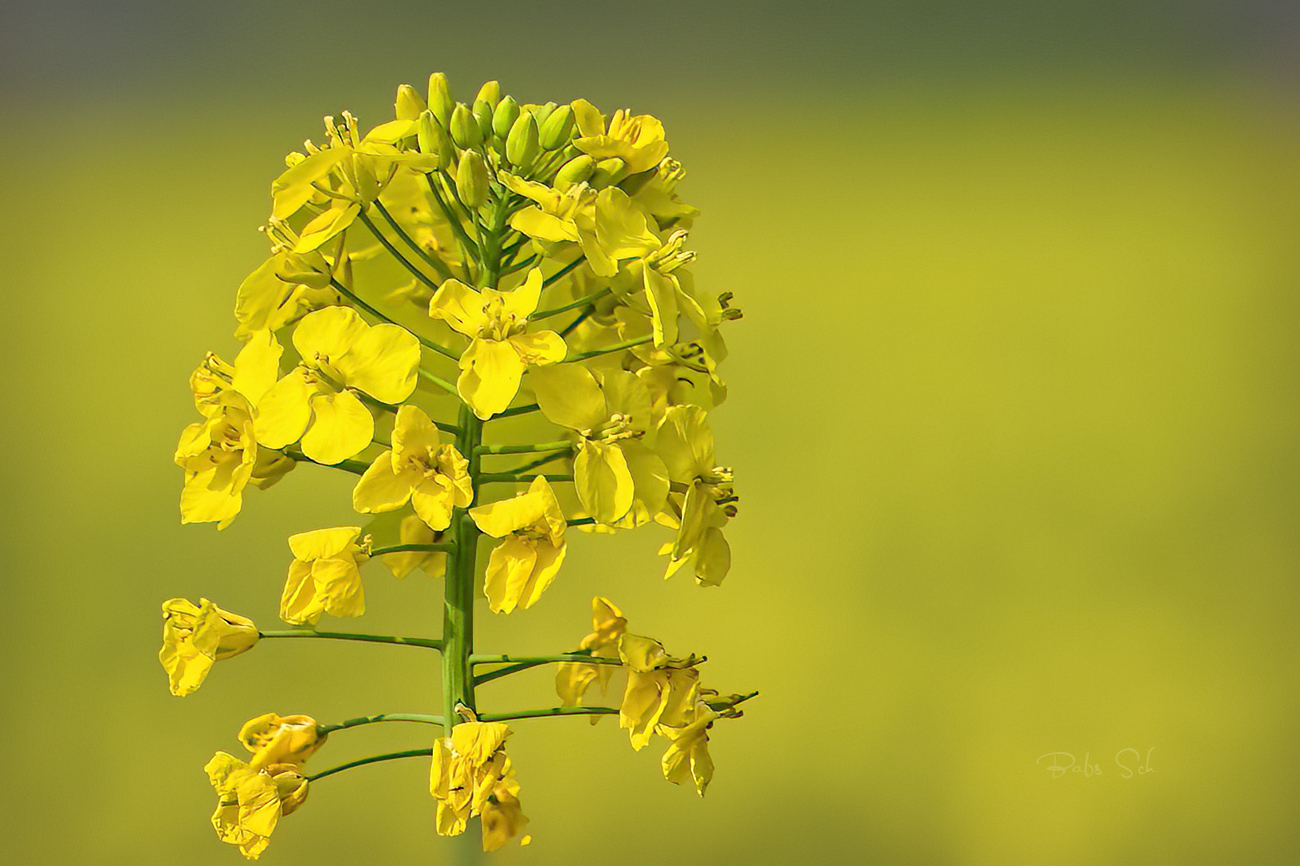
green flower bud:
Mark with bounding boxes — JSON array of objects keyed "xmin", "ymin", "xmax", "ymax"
[
  {"xmin": 492, "ymin": 96, "xmax": 521, "ymax": 140},
  {"xmin": 427, "ymin": 72, "xmax": 453, "ymax": 126},
  {"xmin": 554, "ymin": 154, "xmax": 595, "ymax": 191},
  {"xmin": 475, "ymin": 80, "xmax": 501, "ymax": 108},
  {"xmin": 450, "ymin": 103, "xmax": 482, "ymax": 149},
  {"xmin": 395, "ymin": 84, "xmax": 426, "ymax": 121},
  {"xmin": 533, "ymin": 101, "xmax": 558, "ymax": 127},
  {"xmin": 417, "ymin": 110, "xmax": 453, "ymax": 170},
  {"xmin": 506, "ymin": 114, "xmax": 540, "ymax": 169},
  {"xmin": 456, "ymin": 150, "xmax": 489, "ymax": 208},
  {"xmin": 539, "ymin": 105, "xmax": 575, "ymax": 150},
  {"xmin": 472, "ymin": 99, "xmax": 494, "ymax": 143},
  {"xmin": 588, "ymin": 157, "xmax": 627, "ymax": 188}
]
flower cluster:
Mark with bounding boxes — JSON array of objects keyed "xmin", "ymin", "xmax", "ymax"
[{"xmin": 161, "ymin": 73, "xmax": 751, "ymax": 859}]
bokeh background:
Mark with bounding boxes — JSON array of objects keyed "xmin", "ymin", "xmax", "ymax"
[{"xmin": 3, "ymin": 1, "xmax": 1299, "ymax": 863}]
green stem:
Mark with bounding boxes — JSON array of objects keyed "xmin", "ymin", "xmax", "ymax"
[
  {"xmin": 371, "ymin": 542, "xmax": 456, "ymax": 556},
  {"xmin": 475, "ymin": 440, "xmax": 572, "ymax": 455},
  {"xmin": 540, "ymin": 256, "xmax": 587, "ymax": 289},
  {"xmin": 472, "ymin": 650, "xmax": 617, "ymax": 686},
  {"xmin": 317, "ymin": 713, "xmax": 445, "ymax": 735},
  {"xmin": 558, "ymin": 307, "xmax": 595, "ymax": 338},
  {"xmin": 477, "ymin": 707, "xmax": 619, "ymax": 722},
  {"xmin": 492, "ymin": 402, "xmax": 541, "ymax": 419},
  {"xmin": 329, "ymin": 276, "xmax": 460, "ymax": 361},
  {"xmin": 306, "ymin": 749, "xmax": 432, "ymax": 782},
  {"xmin": 258, "ymin": 630, "xmax": 443, "ymax": 650},
  {"xmin": 443, "ymin": 403, "xmax": 483, "ymax": 726},
  {"xmin": 425, "ymin": 172, "xmax": 481, "ymax": 260},
  {"xmin": 478, "ymin": 473, "xmax": 573, "ymax": 484},
  {"xmin": 419, "ymin": 367, "xmax": 460, "ymax": 396},
  {"xmin": 358, "ymin": 208, "xmax": 440, "ymax": 290},
  {"xmin": 531, "ymin": 286, "xmax": 609, "ymax": 321},
  {"xmin": 281, "ymin": 447, "xmax": 368, "ymax": 476},
  {"xmin": 373, "ymin": 199, "xmax": 454, "ymax": 280},
  {"xmin": 566, "ymin": 517, "xmax": 596, "ymax": 527},
  {"xmin": 498, "ymin": 449, "xmax": 572, "ymax": 475},
  {"xmin": 566, "ymin": 335, "xmax": 654, "ymax": 362}
]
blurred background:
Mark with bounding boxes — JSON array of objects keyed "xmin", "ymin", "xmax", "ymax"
[{"xmin": 2, "ymin": 1, "xmax": 1299, "ymax": 863}]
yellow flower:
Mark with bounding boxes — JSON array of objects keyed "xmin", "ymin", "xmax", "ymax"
[
  {"xmin": 206, "ymin": 753, "xmax": 308, "ymax": 860},
  {"xmin": 479, "ymin": 771, "xmax": 530, "ymax": 851},
  {"xmin": 234, "ymin": 226, "xmax": 342, "ymax": 338},
  {"xmin": 352, "ymin": 405, "xmax": 472, "ymax": 530},
  {"xmin": 653, "ymin": 405, "xmax": 734, "ymax": 586},
  {"xmin": 255, "ymin": 306, "xmax": 421, "ymax": 465},
  {"xmin": 657, "ymin": 703, "xmax": 719, "ymax": 797},
  {"xmin": 175, "ymin": 393, "xmax": 258, "ymax": 529},
  {"xmin": 499, "ymin": 173, "xmax": 660, "ymax": 278},
  {"xmin": 571, "ymin": 100, "xmax": 671, "ymax": 175},
  {"xmin": 530, "ymin": 365, "xmax": 668, "ymax": 526},
  {"xmin": 427, "ymin": 269, "xmax": 566, "ymax": 419},
  {"xmin": 279, "ymin": 527, "xmax": 370, "ymax": 625},
  {"xmin": 159, "ymin": 598, "xmax": 259, "ymax": 696},
  {"xmin": 429, "ymin": 721, "xmax": 513, "ymax": 838},
  {"xmin": 469, "ymin": 477, "xmax": 567, "ymax": 614},
  {"xmin": 630, "ymin": 156, "xmax": 698, "ymax": 231},
  {"xmin": 617, "ymin": 633, "xmax": 701, "ymax": 751},
  {"xmin": 557, "ymin": 597, "xmax": 627, "ymax": 711},
  {"xmin": 238, "ymin": 714, "xmax": 326, "ymax": 768},
  {"xmin": 379, "ymin": 514, "xmax": 448, "ymax": 579}
]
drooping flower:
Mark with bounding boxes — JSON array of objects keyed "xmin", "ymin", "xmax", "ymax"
[
  {"xmin": 657, "ymin": 703, "xmax": 719, "ymax": 797},
  {"xmin": 429, "ymin": 721, "xmax": 521, "ymax": 842},
  {"xmin": 255, "ymin": 306, "xmax": 421, "ymax": 465},
  {"xmin": 617, "ymin": 633, "xmax": 701, "ymax": 750},
  {"xmin": 479, "ymin": 771, "xmax": 530, "ymax": 851},
  {"xmin": 352, "ymin": 405, "xmax": 472, "ymax": 530},
  {"xmin": 238, "ymin": 714, "xmax": 327, "ymax": 768},
  {"xmin": 653, "ymin": 404, "xmax": 734, "ymax": 586},
  {"xmin": 206, "ymin": 753, "xmax": 309, "ymax": 860},
  {"xmin": 175, "ymin": 393, "xmax": 258, "ymax": 529},
  {"xmin": 427, "ymin": 269, "xmax": 566, "ymax": 419},
  {"xmin": 279, "ymin": 527, "xmax": 370, "ymax": 625},
  {"xmin": 469, "ymin": 477, "xmax": 567, "ymax": 614},
  {"xmin": 556, "ymin": 597, "xmax": 627, "ymax": 712},
  {"xmin": 159, "ymin": 598, "xmax": 260, "ymax": 696},
  {"xmin": 530, "ymin": 364, "xmax": 668, "ymax": 526}
]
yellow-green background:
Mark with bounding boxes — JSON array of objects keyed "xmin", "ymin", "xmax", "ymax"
[{"xmin": 3, "ymin": 2, "xmax": 1298, "ymax": 863}]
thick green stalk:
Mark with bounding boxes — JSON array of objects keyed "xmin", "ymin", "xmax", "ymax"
[{"xmin": 444, "ymin": 402, "xmax": 483, "ymax": 725}]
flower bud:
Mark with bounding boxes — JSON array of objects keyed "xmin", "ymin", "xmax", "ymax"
[
  {"xmin": 539, "ymin": 104, "xmax": 575, "ymax": 150},
  {"xmin": 159, "ymin": 598, "xmax": 260, "ymax": 697},
  {"xmin": 533, "ymin": 101, "xmax": 558, "ymax": 127},
  {"xmin": 266, "ymin": 765, "xmax": 311, "ymax": 816},
  {"xmin": 588, "ymin": 157, "xmax": 627, "ymax": 188},
  {"xmin": 450, "ymin": 103, "xmax": 482, "ymax": 149},
  {"xmin": 456, "ymin": 150, "xmax": 489, "ymax": 208},
  {"xmin": 395, "ymin": 84, "xmax": 425, "ymax": 121},
  {"xmin": 492, "ymin": 96, "xmax": 520, "ymax": 140},
  {"xmin": 475, "ymin": 80, "xmax": 501, "ymax": 108},
  {"xmin": 427, "ymin": 72, "xmax": 454, "ymax": 126},
  {"xmin": 418, "ymin": 110, "xmax": 453, "ymax": 170},
  {"xmin": 505, "ymin": 114, "xmax": 540, "ymax": 169},
  {"xmin": 241, "ymin": 713, "xmax": 327, "ymax": 767},
  {"xmin": 472, "ymin": 99, "xmax": 495, "ymax": 143},
  {"xmin": 554, "ymin": 154, "xmax": 595, "ymax": 191}
]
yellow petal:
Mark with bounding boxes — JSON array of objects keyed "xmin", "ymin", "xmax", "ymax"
[
  {"xmin": 352, "ymin": 450, "xmax": 414, "ymax": 513},
  {"xmin": 271, "ymin": 148, "xmax": 348, "ymax": 220},
  {"xmin": 428, "ymin": 279, "xmax": 488, "ymax": 337},
  {"xmin": 502, "ymin": 268, "xmax": 543, "ymax": 320},
  {"xmin": 530, "ymin": 364, "xmax": 606, "ymax": 431},
  {"xmin": 510, "ymin": 207, "xmax": 579, "ymax": 243},
  {"xmin": 253, "ymin": 369, "xmax": 317, "ymax": 449},
  {"xmin": 292, "ymin": 306, "xmax": 368, "ymax": 364},
  {"xmin": 340, "ymin": 323, "xmax": 421, "ymax": 403},
  {"xmin": 232, "ymin": 330, "xmax": 284, "ymax": 406},
  {"xmin": 411, "ymin": 487, "xmax": 454, "ymax": 531},
  {"xmin": 458, "ymin": 339, "xmax": 527, "ymax": 419},
  {"xmin": 470, "ymin": 488, "xmax": 547, "ymax": 538},
  {"xmin": 295, "ymin": 201, "xmax": 361, "ymax": 253},
  {"xmin": 510, "ymin": 330, "xmax": 566, "ymax": 366},
  {"xmin": 392, "ymin": 404, "xmax": 441, "ymax": 458},
  {"xmin": 301, "ymin": 389, "xmax": 373, "ymax": 465},
  {"xmin": 575, "ymin": 440, "xmax": 634, "ymax": 524}
]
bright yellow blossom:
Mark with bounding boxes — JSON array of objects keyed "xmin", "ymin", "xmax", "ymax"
[
  {"xmin": 657, "ymin": 703, "xmax": 719, "ymax": 796},
  {"xmin": 175, "ymin": 393, "xmax": 258, "ymax": 529},
  {"xmin": 279, "ymin": 527, "xmax": 370, "ymax": 625},
  {"xmin": 428, "ymin": 269, "xmax": 565, "ymax": 419},
  {"xmin": 352, "ymin": 405, "xmax": 472, "ymax": 530},
  {"xmin": 255, "ymin": 306, "xmax": 420, "ymax": 465},
  {"xmin": 571, "ymin": 100, "xmax": 670, "ymax": 175},
  {"xmin": 379, "ymin": 514, "xmax": 448, "ymax": 579},
  {"xmin": 159, "ymin": 598, "xmax": 259, "ymax": 696},
  {"xmin": 531, "ymin": 365, "xmax": 668, "ymax": 526},
  {"xmin": 617, "ymin": 633, "xmax": 701, "ymax": 751},
  {"xmin": 470, "ymin": 477, "xmax": 567, "ymax": 613},
  {"xmin": 653, "ymin": 405, "xmax": 734, "ymax": 586},
  {"xmin": 479, "ymin": 770, "xmax": 530, "ymax": 851},
  {"xmin": 206, "ymin": 753, "xmax": 308, "ymax": 860},
  {"xmin": 429, "ymin": 721, "xmax": 516, "ymax": 838},
  {"xmin": 238, "ymin": 714, "xmax": 326, "ymax": 767},
  {"xmin": 557, "ymin": 597, "xmax": 627, "ymax": 711}
]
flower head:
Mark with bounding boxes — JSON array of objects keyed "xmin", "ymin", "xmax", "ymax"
[
  {"xmin": 159, "ymin": 598, "xmax": 259, "ymax": 696},
  {"xmin": 469, "ymin": 477, "xmax": 567, "ymax": 613},
  {"xmin": 279, "ymin": 527, "xmax": 370, "ymax": 625},
  {"xmin": 429, "ymin": 721, "xmax": 524, "ymax": 845},
  {"xmin": 205, "ymin": 752, "xmax": 309, "ymax": 860},
  {"xmin": 352, "ymin": 405, "xmax": 472, "ymax": 530},
  {"xmin": 617, "ymin": 633, "xmax": 701, "ymax": 750}
]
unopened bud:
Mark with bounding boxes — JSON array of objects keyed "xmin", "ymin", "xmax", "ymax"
[
  {"xmin": 492, "ymin": 96, "xmax": 520, "ymax": 140},
  {"xmin": 505, "ymin": 114, "xmax": 540, "ymax": 169},
  {"xmin": 456, "ymin": 150, "xmax": 489, "ymax": 208},
  {"xmin": 533, "ymin": 101, "xmax": 558, "ymax": 127},
  {"xmin": 588, "ymin": 157, "xmax": 627, "ymax": 188},
  {"xmin": 472, "ymin": 99, "xmax": 495, "ymax": 142},
  {"xmin": 475, "ymin": 80, "xmax": 501, "ymax": 108},
  {"xmin": 417, "ymin": 111, "xmax": 453, "ymax": 170},
  {"xmin": 427, "ymin": 73, "xmax": 453, "ymax": 126},
  {"xmin": 450, "ymin": 103, "xmax": 483, "ymax": 149},
  {"xmin": 554, "ymin": 154, "xmax": 595, "ymax": 191},
  {"xmin": 539, "ymin": 105, "xmax": 575, "ymax": 150},
  {"xmin": 395, "ymin": 84, "xmax": 425, "ymax": 121}
]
